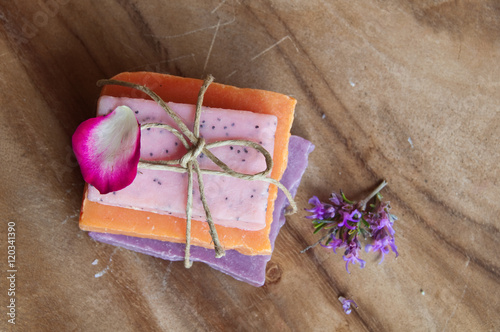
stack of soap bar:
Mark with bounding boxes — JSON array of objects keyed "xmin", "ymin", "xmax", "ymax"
[
  {"xmin": 87, "ymin": 96, "xmax": 279, "ymax": 231},
  {"xmin": 90, "ymin": 136, "xmax": 314, "ymax": 286},
  {"xmin": 79, "ymin": 72, "xmax": 296, "ymax": 256},
  {"xmin": 78, "ymin": 72, "xmax": 313, "ymax": 286}
]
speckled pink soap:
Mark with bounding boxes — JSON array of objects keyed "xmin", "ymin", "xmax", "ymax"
[{"xmin": 87, "ymin": 96, "xmax": 278, "ymax": 230}]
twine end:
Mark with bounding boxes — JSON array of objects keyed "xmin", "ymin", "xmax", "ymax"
[
  {"xmin": 215, "ymin": 247, "xmax": 226, "ymax": 258},
  {"xmin": 284, "ymin": 206, "xmax": 296, "ymax": 216}
]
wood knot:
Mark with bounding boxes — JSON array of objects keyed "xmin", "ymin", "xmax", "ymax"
[{"xmin": 265, "ymin": 261, "xmax": 282, "ymax": 284}]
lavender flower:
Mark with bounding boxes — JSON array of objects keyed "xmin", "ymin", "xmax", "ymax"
[
  {"xmin": 365, "ymin": 201, "xmax": 398, "ymax": 262},
  {"xmin": 337, "ymin": 209, "xmax": 362, "ymax": 230},
  {"xmin": 365, "ymin": 231, "xmax": 398, "ymax": 263},
  {"xmin": 303, "ymin": 180, "xmax": 398, "ymax": 272},
  {"xmin": 366, "ymin": 202, "xmax": 396, "ymax": 236},
  {"xmin": 305, "ymin": 196, "xmax": 335, "ymax": 220},
  {"xmin": 321, "ymin": 236, "xmax": 344, "ymax": 254},
  {"xmin": 339, "ymin": 296, "xmax": 358, "ymax": 315},
  {"xmin": 330, "ymin": 192, "xmax": 343, "ymax": 205},
  {"xmin": 343, "ymin": 238, "xmax": 366, "ymax": 273},
  {"xmin": 304, "ymin": 181, "xmax": 397, "ymax": 316}
]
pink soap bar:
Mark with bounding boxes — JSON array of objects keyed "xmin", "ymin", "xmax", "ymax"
[{"xmin": 87, "ymin": 96, "xmax": 278, "ymax": 230}]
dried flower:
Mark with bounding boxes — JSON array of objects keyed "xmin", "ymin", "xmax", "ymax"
[
  {"xmin": 302, "ymin": 181, "xmax": 398, "ymax": 273},
  {"xmin": 365, "ymin": 201, "xmax": 399, "ymax": 263},
  {"xmin": 342, "ymin": 239, "xmax": 366, "ymax": 273},
  {"xmin": 339, "ymin": 296, "xmax": 358, "ymax": 315},
  {"xmin": 305, "ymin": 196, "xmax": 335, "ymax": 220}
]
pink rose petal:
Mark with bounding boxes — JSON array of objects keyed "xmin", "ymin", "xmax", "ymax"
[{"xmin": 72, "ymin": 105, "xmax": 141, "ymax": 194}]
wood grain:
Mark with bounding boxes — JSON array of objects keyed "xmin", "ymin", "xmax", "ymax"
[{"xmin": 0, "ymin": 0, "xmax": 498, "ymax": 331}]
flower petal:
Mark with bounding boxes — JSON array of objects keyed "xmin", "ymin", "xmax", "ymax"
[{"xmin": 72, "ymin": 105, "xmax": 141, "ymax": 194}]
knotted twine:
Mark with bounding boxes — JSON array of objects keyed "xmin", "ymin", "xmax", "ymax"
[{"xmin": 97, "ymin": 75, "xmax": 297, "ymax": 268}]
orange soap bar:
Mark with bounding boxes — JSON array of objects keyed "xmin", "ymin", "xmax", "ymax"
[{"xmin": 79, "ymin": 72, "xmax": 296, "ymax": 255}]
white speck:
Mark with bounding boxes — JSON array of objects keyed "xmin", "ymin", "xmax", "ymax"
[
  {"xmin": 62, "ymin": 212, "xmax": 79, "ymax": 224},
  {"xmin": 321, "ymin": 113, "xmax": 326, "ymax": 119},
  {"xmin": 408, "ymin": 137, "xmax": 414, "ymax": 148},
  {"xmin": 91, "ymin": 259, "xmax": 98, "ymax": 265},
  {"xmin": 349, "ymin": 79, "xmax": 356, "ymax": 87},
  {"xmin": 94, "ymin": 266, "xmax": 109, "ymax": 278},
  {"xmin": 339, "ymin": 172, "xmax": 341, "ymax": 175},
  {"xmin": 421, "ymin": 290, "xmax": 425, "ymax": 295},
  {"xmin": 147, "ymin": 216, "xmax": 150, "ymax": 220}
]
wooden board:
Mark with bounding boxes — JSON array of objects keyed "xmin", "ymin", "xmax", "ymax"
[{"xmin": 0, "ymin": 1, "xmax": 499, "ymax": 330}]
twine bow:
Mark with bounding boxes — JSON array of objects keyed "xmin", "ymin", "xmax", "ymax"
[{"xmin": 97, "ymin": 75, "xmax": 297, "ymax": 268}]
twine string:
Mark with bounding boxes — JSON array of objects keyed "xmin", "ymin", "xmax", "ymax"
[{"xmin": 97, "ymin": 76, "xmax": 297, "ymax": 268}]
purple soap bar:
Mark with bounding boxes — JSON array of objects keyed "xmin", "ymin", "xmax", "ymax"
[{"xmin": 89, "ymin": 135, "xmax": 314, "ymax": 286}]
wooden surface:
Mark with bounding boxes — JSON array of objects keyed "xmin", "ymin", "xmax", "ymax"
[{"xmin": 1, "ymin": 1, "xmax": 499, "ymax": 331}]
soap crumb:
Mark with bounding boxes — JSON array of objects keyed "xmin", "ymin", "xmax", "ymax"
[
  {"xmin": 408, "ymin": 137, "xmax": 414, "ymax": 149},
  {"xmin": 91, "ymin": 259, "xmax": 98, "ymax": 265},
  {"xmin": 95, "ymin": 266, "xmax": 109, "ymax": 278}
]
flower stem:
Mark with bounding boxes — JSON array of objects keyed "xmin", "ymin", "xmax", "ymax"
[
  {"xmin": 357, "ymin": 180, "xmax": 387, "ymax": 211},
  {"xmin": 301, "ymin": 228, "xmax": 335, "ymax": 253}
]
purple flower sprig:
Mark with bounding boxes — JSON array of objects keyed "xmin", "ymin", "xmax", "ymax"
[
  {"xmin": 339, "ymin": 296, "xmax": 358, "ymax": 314},
  {"xmin": 302, "ymin": 180, "xmax": 398, "ymax": 273}
]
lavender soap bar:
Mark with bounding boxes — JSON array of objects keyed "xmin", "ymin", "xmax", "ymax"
[{"xmin": 89, "ymin": 136, "xmax": 314, "ymax": 286}]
